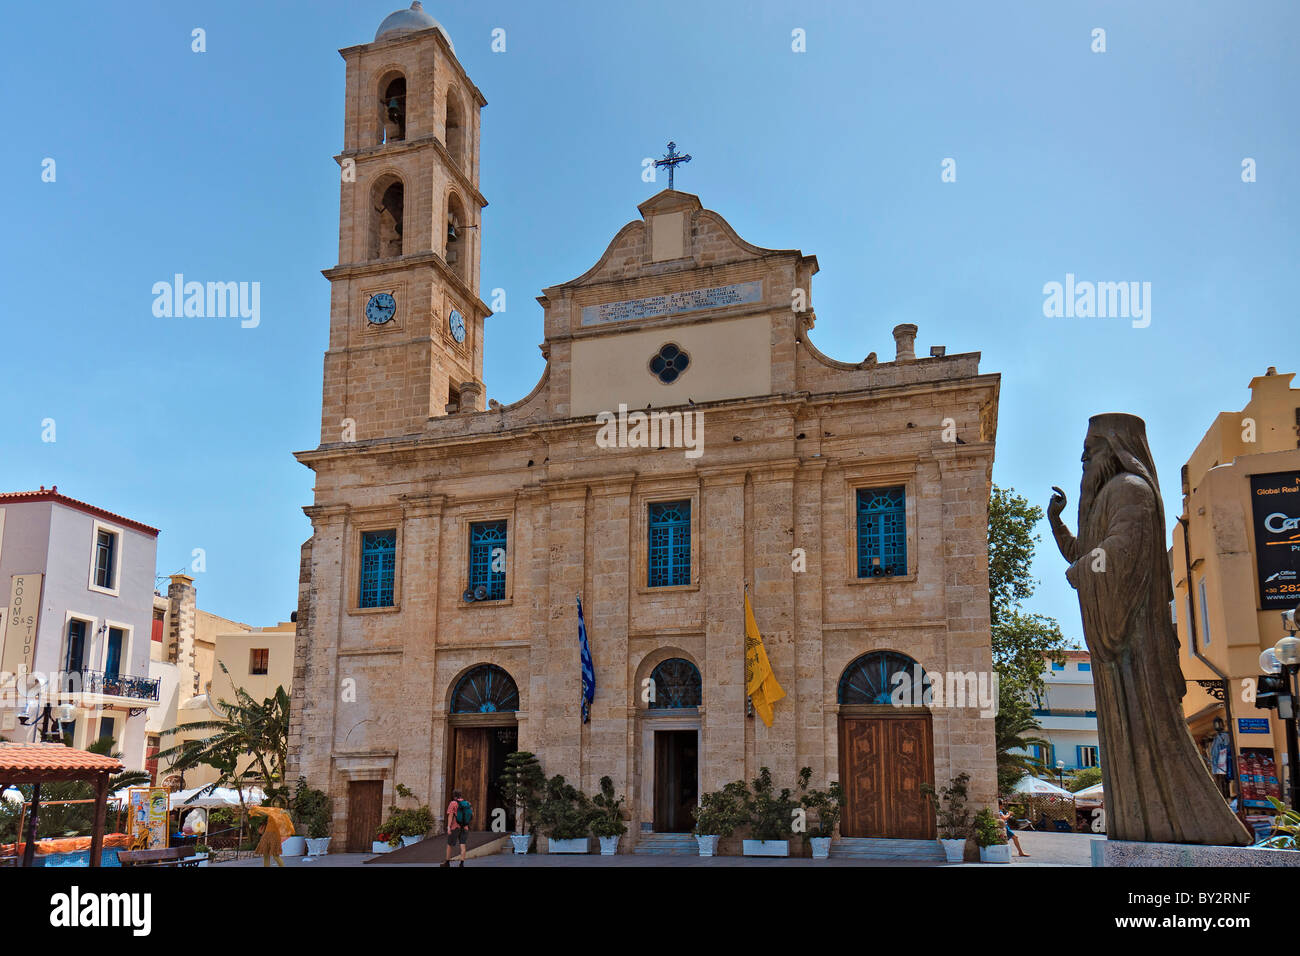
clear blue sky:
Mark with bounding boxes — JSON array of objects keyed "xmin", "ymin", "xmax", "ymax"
[{"xmin": 2, "ymin": 1, "xmax": 1295, "ymax": 640}]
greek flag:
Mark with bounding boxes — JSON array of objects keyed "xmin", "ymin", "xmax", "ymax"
[{"xmin": 577, "ymin": 595, "xmax": 595, "ymax": 724}]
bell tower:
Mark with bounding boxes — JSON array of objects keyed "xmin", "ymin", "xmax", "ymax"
[{"xmin": 320, "ymin": 3, "xmax": 489, "ymax": 443}]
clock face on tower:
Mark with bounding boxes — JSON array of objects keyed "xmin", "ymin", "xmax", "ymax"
[
  {"xmin": 365, "ymin": 292, "xmax": 397, "ymax": 325},
  {"xmin": 448, "ymin": 309, "xmax": 466, "ymax": 343}
]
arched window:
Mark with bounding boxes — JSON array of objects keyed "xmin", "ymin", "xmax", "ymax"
[
  {"xmin": 380, "ymin": 74, "xmax": 407, "ymax": 144},
  {"xmin": 649, "ymin": 658, "xmax": 701, "ymax": 709},
  {"xmin": 445, "ymin": 90, "xmax": 465, "ymax": 167},
  {"xmin": 445, "ymin": 192, "xmax": 468, "ymax": 281},
  {"xmin": 451, "ymin": 664, "xmax": 519, "ymax": 714},
  {"xmin": 837, "ymin": 651, "xmax": 927, "ymax": 706},
  {"xmin": 370, "ymin": 176, "xmax": 404, "ymax": 260}
]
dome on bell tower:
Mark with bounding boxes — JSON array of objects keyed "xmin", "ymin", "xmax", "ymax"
[{"xmin": 374, "ymin": 2, "xmax": 454, "ymax": 52}]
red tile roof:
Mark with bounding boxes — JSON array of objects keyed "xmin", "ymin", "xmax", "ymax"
[
  {"xmin": 0, "ymin": 487, "xmax": 159, "ymax": 537},
  {"xmin": 0, "ymin": 743, "xmax": 124, "ymax": 773}
]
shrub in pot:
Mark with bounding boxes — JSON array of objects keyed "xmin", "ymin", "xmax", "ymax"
[
  {"xmin": 922, "ymin": 771, "xmax": 972, "ymax": 862},
  {"xmin": 379, "ymin": 803, "xmax": 434, "ymax": 848},
  {"xmin": 535, "ymin": 775, "xmax": 595, "ymax": 853},
  {"xmin": 193, "ymin": 842, "xmax": 210, "ymax": 867},
  {"xmin": 741, "ymin": 766, "xmax": 796, "ymax": 857},
  {"xmin": 294, "ymin": 778, "xmax": 333, "ymax": 856},
  {"xmin": 796, "ymin": 766, "xmax": 843, "ymax": 860},
  {"xmin": 692, "ymin": 780, "xmax": 747, "ymax": 856},
  {"xmin": 590, "ymin": 775, "xmax": 628, "ymax": 855},
  {"xmin": 973, "ymin": 807, "xmax": 1010, "ymax": 863},
  {"xmin": 499, "ymin": 751, "xmax": 545, "ymax": 854}
]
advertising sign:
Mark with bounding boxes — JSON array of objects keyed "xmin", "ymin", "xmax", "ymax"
[
  {"xmin": 1251, "ymin": 471, "xmax": 1300, "ymax": 609},
  {"xmin": 128, "ymin": 787, "xmax": 171, "ymax": 850},
  {"xmin": 1, "ymin": 573, "xmax": 43, "ymax": 675},
  {"xmin": 1238, "ymin": 717, "xmax": 1271, "ymax": 735},
  {"xmin": 1238, "ymin": 748, "xmax": 1282, "ymax": 811}
]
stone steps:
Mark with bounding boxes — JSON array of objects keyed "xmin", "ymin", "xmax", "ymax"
[
  {"xmin": 632, "ymin": 833, "xmax": 698, "ymax": 856},
  {"xmin": 830, "ymin": 837, "xmax": 945, "ymax": 862}
]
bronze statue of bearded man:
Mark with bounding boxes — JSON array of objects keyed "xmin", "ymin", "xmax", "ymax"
[{"xmin": 1050, "ymin": 413, "xmax": 1250, "ymax": 845}]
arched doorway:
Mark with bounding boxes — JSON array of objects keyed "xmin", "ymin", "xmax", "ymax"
[
  {"xmin": 647, "ymin": 658, "xmax": 701, "ymax": 833},
  {"xmin": 837, "ymin": 651, "xmax": 936, "ymax": 839},
  {"xmin": 446, "ymin": 664, "xmax": 519, "ymax": 832}
]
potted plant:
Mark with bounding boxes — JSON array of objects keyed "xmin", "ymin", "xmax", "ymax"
[
  {"xmin": 379, "ymin": 802, "xmax": 434, "ymax": 848},
  {"xmin": 294, "ymin": 779, "xmax": 333, "ymax": 856},
  {"xmin": 922, "ymin": 772, "xmax": 972, "ymax": 862},
  {"xmin": 796, "ymin": 767, "xmax": 843, "ymax": 860},
  {"xmin": 192, "ymin": 842, "xmax": 210, "ymax": 867},
  {"xmin": 590, "ymin": 775, "xmax": 628, "ymax": 855},
  {"xmin": 693, "ymin": 781, "xmax": 747, "ymax": 856},
  {"xmin": 973, "ymin": 807, "xmax": 1010, "ymax": 863},
  {"xmin": 535, "ymin": 775, "xmax": 594, "ymax": 854},
  {"xmin": 499, "ymin": 751, "xmax": 545, "ymax": 854},
  {"xmin": 741, "ymin": 767, "xmax": 796, "ymax": 857}
]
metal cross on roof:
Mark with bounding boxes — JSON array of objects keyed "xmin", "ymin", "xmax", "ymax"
[{"xmin": 654, "ymin": 141, "xmax": 692, "ymax": 190}]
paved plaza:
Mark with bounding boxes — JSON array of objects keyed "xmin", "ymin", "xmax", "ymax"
[{"xmin": 220, "ymin": 831, "xmax": 1097, "ymax": 868}]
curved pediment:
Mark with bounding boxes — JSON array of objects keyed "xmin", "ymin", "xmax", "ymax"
[{"xmin": 543, "ymin": 189, "xmax": 801, "ymax": 294}]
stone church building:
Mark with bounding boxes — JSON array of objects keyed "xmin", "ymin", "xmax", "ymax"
[{"xmin": 287, "ymin": 4, "xmax": 1002, "ymax": 852}]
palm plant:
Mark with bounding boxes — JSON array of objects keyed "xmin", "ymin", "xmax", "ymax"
[
  {"xmin": 156, "ymin": 661, "xmax": 291, "ymax": 813},
  {"xmin": 995, "ymin": 701, "xmax": 1049, "ymax": 795}
]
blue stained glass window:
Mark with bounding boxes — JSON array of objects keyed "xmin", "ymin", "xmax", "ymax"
[
  {"xmin": 837, "ymin": 651, "xmax": 926, "ymax": 706},
  {"xmin": 649, "ymin": 658, "xmax": 702, "ymax": 708},
  {"xmin": 856, "ymin": 486, "xmax": 907, "ymax": 578},
  {"xmin": 648, "ymin": 501, "xmax": 691, "ymax": 587},
  {"xmin": 451, "ymin": 664, "xmax": 519, "ymax": 713},
  {"xmin": 469, "ymin": 521, "xmax": 508, "ymax": 600},
  {"xmin": 360, "ymin": 530, "xmax": 397, "ymax": 608}
]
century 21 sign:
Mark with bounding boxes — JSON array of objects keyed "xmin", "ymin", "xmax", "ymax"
[{"xmin": 1251, "ymin": 472, "xmax": 1300, "ymax": 610}]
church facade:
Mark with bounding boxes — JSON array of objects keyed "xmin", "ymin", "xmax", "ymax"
[{"xmin": 287, "ymin": 4, "xmax": 1002, "ymax": 851}]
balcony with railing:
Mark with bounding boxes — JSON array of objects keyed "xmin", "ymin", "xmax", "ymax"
[{"xmin": 62, "ymin": 669, "xmax": 161, "ymax": 703}]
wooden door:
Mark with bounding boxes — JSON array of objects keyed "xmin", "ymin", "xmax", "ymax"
[
  {"xmin": 450, "ymin": 727, "xmax": 491, "ymax": 830},
  {"xmin": 654, "ymin": 730, "xmax": 698, "ymax": 832},
  {"xmin": 839, "ymin": 714, "xmax": 935, "ymax": 839},
  {"xmin": 346, "ymin": 781, "xmax": 384, "ymax": 852}
]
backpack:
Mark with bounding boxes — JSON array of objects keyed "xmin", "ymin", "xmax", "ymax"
[{"xmin": 455, "ymin": 799, "xmax": 473, "ymax": 827}]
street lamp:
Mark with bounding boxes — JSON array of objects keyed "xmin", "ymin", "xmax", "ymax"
[
  {"xmin": 1056, "ymin": 759, "xmax": 1065, "ymax": 790},
  {"xmin": 17, "ymin": 701, "xmax": 77, "ymax": 743}
]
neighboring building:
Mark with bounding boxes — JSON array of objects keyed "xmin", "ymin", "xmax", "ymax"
[
  {"xmin": 1026, "ymin": 649, "xmax": 1099, "ymax": 776},
  {"xmin": 1175, "ymin": 367, "xmax": 1300, "ymax": 816},
  {"xmin": 0, "ymin": 487, "xmax": 162, "ymax": 768},
  {"xmin": 289, "ymin": 7, "xmax": 1002, "ymax": 852},
  {"xmin": 147, "ymin": 574, "xmax": 294, "ymax": 788}
]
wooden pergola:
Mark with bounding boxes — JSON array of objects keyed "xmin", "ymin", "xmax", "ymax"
[{"xmin": 0, "ymin": 742, "xmax": 123, "ymax": 866}]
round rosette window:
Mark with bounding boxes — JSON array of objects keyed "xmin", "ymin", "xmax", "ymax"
[{"xmin": 649, "ymin": 343, "xmax": 691, "ymax": 384}]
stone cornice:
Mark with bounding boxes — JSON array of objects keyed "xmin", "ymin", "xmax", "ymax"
[
  {"xmin": 322, "ymin": 252, "xmax": 492, "ymax": 320},
  {"xmin": 336, "ymin": 135, "xmax": 488, "ymax": 209}
]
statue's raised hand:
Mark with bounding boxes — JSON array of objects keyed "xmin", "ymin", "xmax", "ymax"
[{"xmin": 1048, "ymin": 486, "xmax": 1068, "ymax": 523}]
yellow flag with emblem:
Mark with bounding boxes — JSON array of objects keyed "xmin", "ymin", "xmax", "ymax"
[{"xmin": 744, "ymin": 589, "xmax": 785, "ymax": 727}]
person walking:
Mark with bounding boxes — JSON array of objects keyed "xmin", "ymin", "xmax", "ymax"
[{"xmin": 442, "ymin": 789, "xmax": 471, "ymax": 867}]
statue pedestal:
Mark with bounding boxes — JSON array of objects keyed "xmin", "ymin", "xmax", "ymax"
[{"xmin": 1092, "ymin": 839, "xmax": 1300, "ymax": 867}]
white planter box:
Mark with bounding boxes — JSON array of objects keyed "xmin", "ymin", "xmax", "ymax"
[
  {"xmin": 809, "ymin": 837, "xmax": 832, "ymax": 860},
  {"xmin": 193, "ymin": 853, "xmax": 209, "ymax": 867},
  {"xmin": 371, "ymin": 841, "xmax": 394, "ymax": 854},
  {"xmin": 598, "ymin": 836, "xmax": 620, "ymax": 856},
  {"xmin": 547, "ymin": 837, "xmax": 589, "ymax": 854},
  {"xmin": 510, "ymin": 834, "xmax": 533, "ymax": 854},
  {"xmin": 742, "ymin": 839, "xmax": 789, "ymax": 857},
  {"xmin": 281, "ymin": 836, "xmax": 306, "ymax": 857},
  {"xmin": 400, "ymin": 834, "xmax": 425, "ymax": 847},
  {"xmin": 979, "ymin": 844, "xmax": 1012, "ymax": 864},
  {"xmin": 696, "ymin": 835, "xmax": 720, "ymax": 857},
  {"xmin": 941, "ymin": 839, "xmax": 966, "ymax": 863},
  {"xmin": 305, "ymin": 837, "xmax": 331, "ymax": 857}
]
